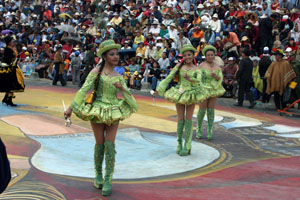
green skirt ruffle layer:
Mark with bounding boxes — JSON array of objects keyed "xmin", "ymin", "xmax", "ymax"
[
  {"xmin": 72, "ymin": 100, "xmax": 135, "ymax": 126},
  {"xmin": 207, "ymin": 87, "xmax": 226, "ymax": 98},
  {"xmin": 164, "ymin": 86, "xmax": 208, "ymax": 105}
]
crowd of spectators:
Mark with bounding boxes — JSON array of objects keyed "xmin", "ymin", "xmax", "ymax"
[{"xmin": 0, "ymin": 0, "xmax": 299, "ymax": 109}]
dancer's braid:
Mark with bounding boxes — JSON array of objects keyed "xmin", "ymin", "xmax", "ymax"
[
  {"xmin": 175, "ymin": 59, "xmax": 185, "ymax": 77},
  {"xmin": 178, "ymin": 60, "xmax": 185, "ymax": 70},
  {"xmin": 92, "ymin": 59, "xmax": 105, "ymax": 102}
]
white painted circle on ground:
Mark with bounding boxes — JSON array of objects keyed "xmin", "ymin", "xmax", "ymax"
[{"xmin": 30, "ymin": 128, "xmax": 220, "ymax": 179}]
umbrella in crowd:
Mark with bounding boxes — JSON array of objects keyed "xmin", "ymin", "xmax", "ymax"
[
  {"xmin": 55, "ymin": 25, "xmax": 75, "ymax": 33},
  {"xmin": 59, "ymin": 13, "xmax": 72, "ymax": 19},
  {"xmin": 1, "ymin": 30, "xmax": 14, "ymax": 35},
  {"xmin": 63, "ymin": 36, "xmax": 82, "ymax": 44},
  {"xmin": 62, "ymin": 49, "xmax": 70, "ymax": 54}
]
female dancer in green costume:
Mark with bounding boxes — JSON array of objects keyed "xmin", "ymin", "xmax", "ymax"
[
  {"xmin": 64, "ymin": 40, "xmax": 138, "ymax": 196},
  {"xmin": 156, "ymin": 44, "xmax": 208, "ymax": 156},
  {"xmin": 196, "ymin": 45, "xmax": 225, "ymax": 140}
]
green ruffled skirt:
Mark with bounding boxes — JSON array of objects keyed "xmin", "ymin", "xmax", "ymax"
[
  {"xmin": 207, "ymin": 87, "xmax": 226, "ymax": 98},
  {"xmin": 164, "ymin": 86, "xmax": 208, "ymax": 105},
  {"xmin": 72, "ymin": 100, "xmax": 135, "ymax": 126}
]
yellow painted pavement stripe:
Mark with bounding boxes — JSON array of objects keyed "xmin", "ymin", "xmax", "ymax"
[
  {"xmin": 122, "ymin": 113, "xmax": 177, "ymax": 133},
  {"xmin": 0, "ymin": 120, "xmax": 25, "ymax": 137},
  {"xmin": 7, "ymin": 155, "xmax": 28, "ymax": 159}
]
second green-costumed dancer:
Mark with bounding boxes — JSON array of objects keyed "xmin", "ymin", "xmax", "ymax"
[
  {"xmin": 156, "ymin": 44, "xmax": 209, "ymax": 156},
  {"xmin": 196, "ymin": 45, "xmax": 225, "ymax": 140}
]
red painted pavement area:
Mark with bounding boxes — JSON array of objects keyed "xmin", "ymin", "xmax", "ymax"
[
  {"xmin": 29, "ymin": 156, "xmax": 300, "ymax": 200},
  {"xmin": 110, "ymin": 156, "xmax": 300, "ymax": 200}
]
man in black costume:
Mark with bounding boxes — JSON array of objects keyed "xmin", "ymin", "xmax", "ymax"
[{"xmin": 234, "ymin": 48, "xmax": 256, "ymax": 108}]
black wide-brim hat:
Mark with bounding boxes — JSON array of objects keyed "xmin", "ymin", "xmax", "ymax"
[
  {"xmin": 4, "ymin": 36, "xmax": 13, "ymax": 44},
  {"xmin": 273, "ymin": 49, "xmax": 285, "ymax": 56},
  {"xmin": 242, "ymin": 48, "xmax": 251, "ymax": 56}
]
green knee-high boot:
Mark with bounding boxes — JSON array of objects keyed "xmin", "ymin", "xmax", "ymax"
[
  {"xmin": 176, "ymin": 120, "xmax": 185, "ymax": 154},
  {"xmin": 196, "ymin": 109, "xmax": 206, "ymax": 139},
  {"xmin": 180, "ymin": 119, "xmax": 193, "ymax": 156},
  {"xmin": 207, "ymin": 108, "xmax": 215, "ymax": 140},
  {"xmin": 94, "ymin": 144, "xmax": 105, "ymax": 189},
  {"xmin": 102, "ymin": 141, "xmax": 116, "ymax": 196}
]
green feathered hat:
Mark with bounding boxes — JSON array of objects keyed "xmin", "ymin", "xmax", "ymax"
[
  {"xmin": 97, "ymin": 39, "xmax": 121, "ymax": 57},
  {"xmin": 202, "ymin": 45, "xmax": 217, "ymax": 56},
  {"xmin": 180, "ymin": 44, "xmax": 197, "ymax": 54}
]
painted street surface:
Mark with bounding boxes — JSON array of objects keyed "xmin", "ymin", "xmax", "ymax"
[{"xmin": 1, "ymin": 80, "xmax": 300, "ymax": 200}]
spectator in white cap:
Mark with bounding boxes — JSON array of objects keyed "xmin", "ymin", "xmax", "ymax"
[
  {"xmin": 249, "ymin": 3, "xmax": 257, "ymax": 13},
  {"xmin": 148, "ymin": 13, "xmax": 159, "ymax": 25},
  {"xmin": 145, "ymin": 42, "xmax": 157, "ymax": 59},
  {"xmin": 197, "ymin": 4, "xmax": 205, "ymax": 16},
  {"xmin": 222, "ymin": 57, "xmax": 238, "ymax": 98},
  {"xmin": 110, "ymin": 12, "xmax": 122, "ymax": 26},
  {"xmin": 262, "ymin": 47, "xmax": 270, "ymax": 56},
  {"xmin": 149, "ymin": 21, "xmax": 161, "ymax": 38},
  {"xmin": 103, "ymin": 5, "xmax": 111, "ymax": 16},
  {"xmin": 154, "ymin": 43, "xmax": 164, "ymax": 60},
  {"xmin": 156, "ymin": 36, "xmax": 164, "ymax": 49},
  {"xmin": 210, "ymin": 13, "xmax": 221, "ymax": 36},
  {"xmin": 162, "ymin": 13, "xmax": 173, "ymax": 27},
  {"xmin": 168, "ymin": 23, "xmax": 178, "ymax": 39},
  {"xmin": 121, "ymin": 41, "xmax": 132, "ymax": 50},
  {"xmin": 284, "ymin": 47, "xmax": 292, "ymax": 58},
  {"xmin": 289, "ymin": 23, "xmax": 300, "ymax": 44},
  {"xmin": 203, "ymin": 2, "xmax": 213, "ymax": 16},
  {"xmin": 19, "ymin": 46, "xmax": 28, "ymax": 62},
  {"xmin": 279, "ymin": 15, "xmax": 293, "ymax": 41},
  {"xmin": 106, "ymin": 22, "xmax": 115, "ymax": 38},
  {"xmin": 259, "ymin": 47, "xmax": 272, "ymax": 103}
]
